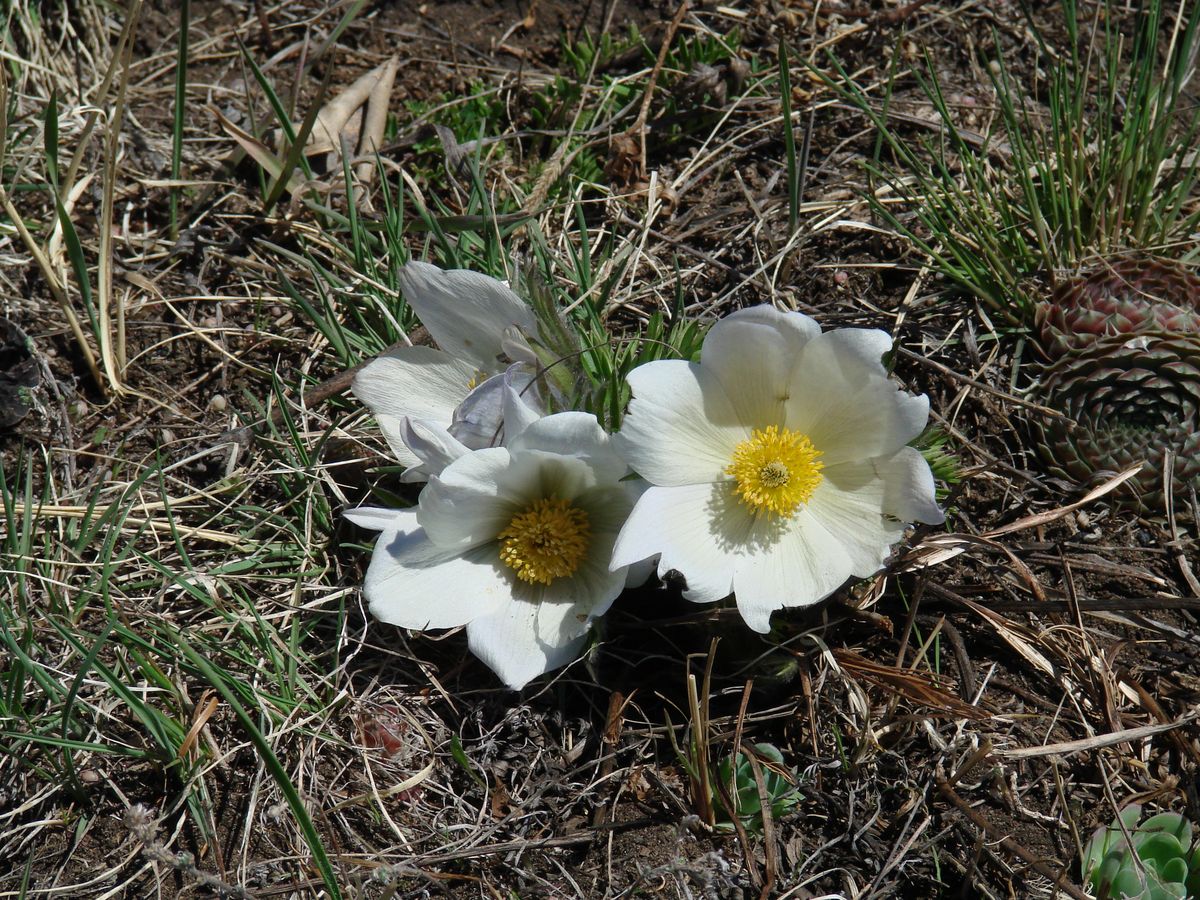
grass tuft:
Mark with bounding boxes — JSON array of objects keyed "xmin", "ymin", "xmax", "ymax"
[{"xmin": 825, "ymin": 0, "xmax": 1200, "ymax": 319}]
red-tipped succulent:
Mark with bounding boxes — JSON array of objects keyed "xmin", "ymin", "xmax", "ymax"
[
  {"xmin": 1037, "ymin": 259, "xmax": 1200, "ymax": 359},
  {"xmin": 1033, "ymin": 257, "xmax": 1200, "ymax": 511}
]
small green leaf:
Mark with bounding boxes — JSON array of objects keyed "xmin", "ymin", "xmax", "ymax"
[
  {"xmin": 1143, "ymin": 812, "xmax": 1192, "ymax": 848},
  {"xmin": 1112, "ymin": 863, "xmax": 1148, "ymax": 898},
  {"xmin": 1138, "ymin": 832, "xmax": 1184, "ymax": 870},
  {"xmin": 450, "ymin": 735, "xmax": 485, "ymax": 789}
]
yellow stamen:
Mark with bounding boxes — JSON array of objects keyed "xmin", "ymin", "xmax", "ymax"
[
  {"xmin": 466, "ymin": 370, "xmax": 489, "ymax": 391},
  {"xmin": 498, "ymin": 497, "xmax": 591, "ymax": 585},
  {"xmin": 726, "ymin": 425, "xmax": 823, "ymax": 518}
]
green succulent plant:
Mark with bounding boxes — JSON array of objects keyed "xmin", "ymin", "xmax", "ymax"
[
  {"xmin": 1082, "ymin": 805, "xmax": 1200, "ymax": 899},
  {"xmin": 714, "ymin": 743, "xmax": 801, "ymax": 833}
]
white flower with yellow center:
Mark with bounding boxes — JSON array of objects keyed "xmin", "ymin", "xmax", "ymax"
[
  {"xmin": 346, "ymin": 413, "xmax": 638, "ymax": 690},
  {"xmin": 352, "ymin": 262, "xmax": 542, "ymax": 481},
  {"xmin": 610, "ymin": 305, "xmax": 944, "ymax": 633}
]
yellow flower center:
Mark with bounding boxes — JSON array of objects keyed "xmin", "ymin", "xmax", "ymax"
[
  {"xmin": 466, "ymin": 370, "xmax": 489, "ymax": 391},
  {"xmin": 497, "ymin": 497, "xmax": 591, "ymax": 585},
  {"xmin": 726, "ymin": 425, "xmax": 824, "ymax": 518}
]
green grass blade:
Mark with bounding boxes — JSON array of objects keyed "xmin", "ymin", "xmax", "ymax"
[
  {"xmin": 170, "ymin": 0, "xmax": 189, "ymax": 238},
  {"xmin": 778, "ymin": 38, "xmax": 797, "ymax": 236},
  {"xmin": 263, "ymin": 63, "xmax": 331, "ymax": 214},
  {"xmin": 44, "ymin": 90, "xmax": 59, "ymax": 195},
  {"xmin": 53, "ymin": 195, "xmax": 98, "ymax": 334}
]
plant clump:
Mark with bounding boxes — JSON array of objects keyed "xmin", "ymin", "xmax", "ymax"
[{"xmin": 714, "ymin": 743, "xmax": 801, "ymax": 833}]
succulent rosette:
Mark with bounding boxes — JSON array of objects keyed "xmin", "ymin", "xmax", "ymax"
[
  {"xmin": 1033, "ymin": 258, "xmax": 1200, "ymax": 510},
  {"xmin": 1036, "ymin": 258, "xmax": 1200, "ymax": 360},
  {"xmin": 1036, "ymin": 334, "xmax": 1200, "ymax": 508},
  {"xmin": 609, "ymin": 305, "xmax": 943, "ymax": 633},
  {"xmin": 1082, "ymin": 805, "xmax": 1200, "ymax": 900}
]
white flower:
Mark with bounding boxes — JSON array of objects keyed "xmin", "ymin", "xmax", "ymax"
[
  {"xmin": 351, "ymin": 262, "xmax": 542, "ymax": 480},
  {"xmin": 346, "ymin": 412, "xmax": 637, "ymax": 690},
  {"xmin": 609, "ymin": 305, "xmax": 944, "ymax": 633}
]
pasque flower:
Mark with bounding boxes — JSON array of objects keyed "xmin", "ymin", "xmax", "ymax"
[
  {"xmin": 346, "ymin": 413, "xmax": 638, "ymax": 689},
  {"xmin": 610, "ymin": 305, "xmax": 943, "ymax": 632},
  {"xmin": 352, "ymin": 262, "xmax": 543, "ymax": 481}
]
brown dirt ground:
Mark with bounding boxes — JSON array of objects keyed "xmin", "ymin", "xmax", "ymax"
[{"xmin": 2, "ymin": 0, "xmax": 1199, "ymax": 898}]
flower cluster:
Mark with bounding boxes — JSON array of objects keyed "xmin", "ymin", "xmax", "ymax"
[{"xmin": 348, "ymin": 264, "xmax": 943, "ymax": 689}]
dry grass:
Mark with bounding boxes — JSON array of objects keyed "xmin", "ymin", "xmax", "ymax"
[{"xmin": 2, "ymin": 0, "xmax": 1200, "ymax": 897}]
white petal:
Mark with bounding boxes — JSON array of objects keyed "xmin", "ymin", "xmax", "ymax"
[
  {"xmin": 511, "ymin": 412, "xmax": 627, "ymax": 485},
  {"xmin": 721, "ymin": 304, "xmax": 822, "ymax": 341},
  {"xmin": 465, "ymin": 481, "xmax": 633, "ymax": 689},
  {"xmin": 352, "ymin": 346, "xmax": 477, "ymax": 463},
  {"xmin": 879, "ymin": 446, "xmax": 945, "ymax": 525},
  {"xmin": 585, "ymin": 478, "xmax": 653, "ymax": 588},
  {"xmin": 362, "ymin": 514, "xmax": 508, "ymax": 629},
  {"xmin": 543, "ymin": 557, "xmax": 626, "ymax": 623},
  {"xmin": 500, "ymin": 327, "xmax": 539, "ymax": 366},
  {"xmin": 577, "ymin": 483, "xmax": 638, "ymax": 543},
  {"xmin": 808, "ymin": 461, "xmax": 906, "ymax": 576},
  {"xmin": 398, "ymin": 262, "xmax": 537, "ymax": 370},
  {"xmin": 611, "ymin": 482, "xmax": 757, "ymax": 604},
  {"xmin": 418, "ymin": 448, "xmax": 521, "ymax": 548},
  {"xmin": 564, "ymin": 483, "xmax": 639, "ymax": 615},
  {"xmin": 398, "ymin": 418, "xmax": 470, "ymax": 482},
  {"xmin": 614, "ymin": 360, "xmax": 745, "ymax": 487},
  {"xmin": 446, "ymin": 364, "xmax": 545, "ymax": 452},
  {"xmin": 467, "ymin": 595, "xmax": 590, "ymax": 690},
  {"xmin": 623, "ymin": 556, "xmax": 657, "ymax": 589},
  {"xmin": 500, "ymin": 447, "xmax": 600, "ymax": 508},
  {"xmin": 500, "ymin": 364, "xmax": 545, "ymax": 441},
  {"xmin": 732, "ymin": 509, "xmax": 854, "ymax": 632},
  {"xmin": 701, "ymin": 306, "xmax": 821, "ymax": 429},
  {"xmin": 785, "ymin": 329, "xmax": 929, "ymax": 465},
  {"xmin": 818, "ymin": 326, "xmax": 893, "ymax": 365},
  {"xmin": 344, "ymin": 505, "xmax": 408, "ymax": 531},
  {"xmin": 448, "ymin": 373, "xmax": 509, "ymax": 450}
]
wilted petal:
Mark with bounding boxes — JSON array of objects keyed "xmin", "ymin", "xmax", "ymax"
[
  {"xmin": 500, "ymin": 364, "xmax": 545, "ymax": 438},
  {"xmin": 448, "ymin": 373, "xmax": 509, "ymax": 450},
  {"xmin": 448, "ymin": 363, "xmax": 546, "ymax": 451}
]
